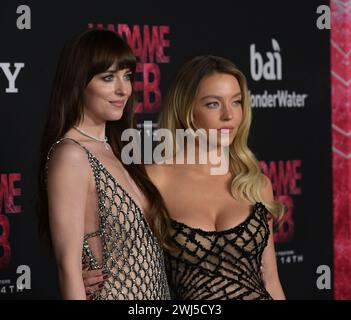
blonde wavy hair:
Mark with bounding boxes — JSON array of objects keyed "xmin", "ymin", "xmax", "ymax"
[{"xmin": 159, "ymin": 55, "xmax": 285, "ymax": 220}]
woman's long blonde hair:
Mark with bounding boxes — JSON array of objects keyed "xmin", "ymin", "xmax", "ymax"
[{"xmin": 159, "ymin": 55, "xmax": 285, "ymax": 220}]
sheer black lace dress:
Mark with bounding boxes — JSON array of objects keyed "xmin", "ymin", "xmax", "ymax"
[{"xmin": 165, "ymin": 202, "xmax": 272, "ymax": 300}]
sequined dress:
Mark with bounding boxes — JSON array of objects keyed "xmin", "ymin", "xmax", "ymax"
[
  {"xmin": 47, "ymin": 138, "xmax": 170, "ymax": 300},
  {"xmin": 165, "ymin": 202, "xmax": 272, "ymax": 300}
]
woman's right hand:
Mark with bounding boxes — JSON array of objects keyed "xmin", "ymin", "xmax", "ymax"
[{"xmin": 82, "ymin": 266, "xmax": 107, "ymax": 299}]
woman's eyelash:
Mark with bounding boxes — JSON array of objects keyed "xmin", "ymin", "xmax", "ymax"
[
  {"xmin": 206, "ymin": 102, "xmax": 219, "ymax": 108},
  {"xmin": 102, "ymin": 74, "xmax": 113, "ymax": 81},
  {"xmin": 101, "ymin": 72, "xmax": 133, "ymax": 81},
  {"xmin": 205, "ymin": 100, "xmax": 242, "ymax": 108},
  {"xmin": 124, "ymin": 72, "xmax": 132, "ymax": 80}
]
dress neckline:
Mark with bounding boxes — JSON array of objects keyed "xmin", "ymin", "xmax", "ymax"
[{"xmin": 170, "ymin": 202, "xmax": 263, "ymax": 235}]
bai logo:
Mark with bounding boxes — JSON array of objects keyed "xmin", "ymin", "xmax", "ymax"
[{"xmin": 250, "ymin": 39, "xmax": 282, "ymax": 81}]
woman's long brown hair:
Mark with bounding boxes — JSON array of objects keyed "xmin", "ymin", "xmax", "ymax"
[{"xmin": 37, "ymin": 29, "xmax": 173, "ymax": 250}]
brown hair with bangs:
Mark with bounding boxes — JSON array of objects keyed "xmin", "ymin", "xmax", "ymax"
[{"xmin": 37, "ymin": 29, "xmax": 171, "ymax": 250}]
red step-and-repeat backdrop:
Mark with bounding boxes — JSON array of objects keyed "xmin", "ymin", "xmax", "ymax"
[{"xmin": 1, "ymin": 0, "xmax": 346, "ymax": 299}]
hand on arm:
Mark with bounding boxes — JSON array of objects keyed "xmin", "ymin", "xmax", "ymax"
[{"xmin": 82, "ymin": 266, "xmax": 107, "ymax": 298}]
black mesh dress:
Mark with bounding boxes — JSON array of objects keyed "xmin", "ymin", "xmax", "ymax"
[
  {"xmin": 47, "ymin": 138, "xmax": 170, "ymax": 300},
  {"xmin": 165, "ymin": 202, "xmax": 272, "ymax": 300}
]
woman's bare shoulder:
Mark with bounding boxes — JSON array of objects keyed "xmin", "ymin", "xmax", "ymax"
[
  {"xmin": 260, "ymin": 174, "xmax": 274, "ymax": 202},
  {"xmin": 47, "ymin": 139, "xmax": 91, "ymax": 177}
]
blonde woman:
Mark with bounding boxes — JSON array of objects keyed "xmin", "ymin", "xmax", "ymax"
[{"xmin": 146, "ymin": 55, "xmax": 286, "ymax": 300}]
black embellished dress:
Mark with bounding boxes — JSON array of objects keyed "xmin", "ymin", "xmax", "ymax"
[{"xmin": 165, "ymin": 202, "xmax": 272, "ymax": 300}]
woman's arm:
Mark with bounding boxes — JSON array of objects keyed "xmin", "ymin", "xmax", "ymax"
[
  {"xmin": 47, "ymin": 141, "xmax": 90, "ymax": 300},
  {"xmin": 260, "ymin": 175, "xmax": 286, "ymax": 300}
]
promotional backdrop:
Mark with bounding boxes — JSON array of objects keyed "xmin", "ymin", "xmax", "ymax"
[{"xmin": 0, "ymin": 0, "xmax": 333, "ymax": 299}]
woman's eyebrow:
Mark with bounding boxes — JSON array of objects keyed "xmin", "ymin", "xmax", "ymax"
[{"xmin": 200, "ymin": 92, "xmax": 241, "ymax": 100}]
